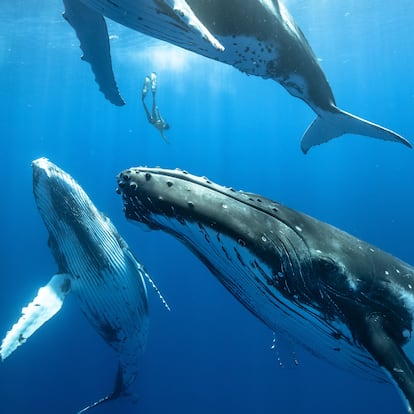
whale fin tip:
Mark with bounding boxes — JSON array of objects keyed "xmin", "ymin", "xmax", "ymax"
[
  {"xmin": 63, "ymin": 0, "xmax": 125, "ymax": 106},
  {"xmin": 77, "ymin": 395, "xmax": 111, "ymax": 414},
  {"xmin": 0, "ymin": 273, "xmax": 71, "ymax": 360}
]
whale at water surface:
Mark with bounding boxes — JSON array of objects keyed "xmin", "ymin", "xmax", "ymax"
[
  {"xmin": 117, "ymin": 165, "xmax": 414, "ymax": 413},
  {"xmin": 61, "ymin": 0, "xmax": 411, "ymax": 152}
]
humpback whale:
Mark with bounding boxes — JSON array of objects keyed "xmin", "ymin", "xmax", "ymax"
[
  {"xmin": 116, "ymin": 166, "xmax": 414, "ymax": 412},
  {"xmin": 0, "ymin": 158, "xmax": 151, "ymax": 413},
  {"xmin": 61, "ymin": 0, "xmax": 411, "ymax": 152}
]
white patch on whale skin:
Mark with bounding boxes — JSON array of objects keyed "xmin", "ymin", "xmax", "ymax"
[
  {"xmin": 280, "ymin": 72, "xmax": 308, "ymax": 99},
  {"xmin": 162, "ymin": 0, "xmax": 224, "ymax": 51},
  {"xmin": 259, "ymin": 0, "xmax": 279, "ymax": 16},
  {"xmin": 216, "ymin": 35, "xmax": 279, "ymax": 78},
  {"xmin": 278, "ymin": 2, "xmax": 302, "ymax": 41},
  {"xmin": 84, "ymin": 0, "xmax": 279, "ymax": 75}
]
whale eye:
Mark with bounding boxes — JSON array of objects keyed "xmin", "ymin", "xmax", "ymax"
[{"xmin": 145, "ymin": 173, "xmax": 151, "ymax": 181}]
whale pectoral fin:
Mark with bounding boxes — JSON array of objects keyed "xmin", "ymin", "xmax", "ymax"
[
  {"xmin": 161, "ymin": 0, "xmax": 224, "ymax": 51},
  {"xmin": 359, "ymin": 313, "xmax": 414, "ymax": 413},
  {"xmin": 300, "ymin": 108, "xmax": 412, "ymax": 154},
  {"xmin": 0, "ymin": 274, "xmax": 71, "ymax": 361},
  {"xmin": 62, "ymin": 0, "xmax": 125, "ymax": 106}
]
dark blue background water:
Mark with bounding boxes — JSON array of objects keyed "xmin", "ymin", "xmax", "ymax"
[{"xmin": 1, "ymin": 1, "xmax": 414, "ymax": 413}]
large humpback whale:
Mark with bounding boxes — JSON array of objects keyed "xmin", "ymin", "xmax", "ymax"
[
  {"xmin": 61, "ymin": 0, "xmax": 411, "ymax": 152},
  {"xmin": 116, "ymin": 166, "xmax": 414, "ymax": 412},
  {"xmin": 0, "ymin": 158, "xmax": 152, "ymax": 413}
]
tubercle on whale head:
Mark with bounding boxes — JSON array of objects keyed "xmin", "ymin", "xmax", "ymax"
[
  {"xmin": 115, "ymin": 167, "xmax": 282, "ymax": 223},
  {"xmin": 116, "ymin": 168, "xmax": 165, "ymax": 230},
  {"xmin": 115, "ymin": 167, "xmax": 216, "ymax": 230},
  {"xmin": 115, "ymin": 166, "xmax": 289, "ymax": 258}
]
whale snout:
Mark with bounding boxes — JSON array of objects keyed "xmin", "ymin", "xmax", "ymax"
[
  {"xmin": 32, "ymin": 157, "xmax": 72, "ymax": 198},
  {"xmin": 32, "ymin": 157, "xmax": 54, "ymax": 187},
  {"xmin": 116, "ymin": 168, "xmax": 169, "ymax": 229}
]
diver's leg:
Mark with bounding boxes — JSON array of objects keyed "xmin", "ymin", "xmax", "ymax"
[
  {"xmin": 151, "ymin": 99, "xmax": 158, "ymax": 121},
  {"xmin": 142, "ymin": 101, "xmax": 152, "ymax": 123}
]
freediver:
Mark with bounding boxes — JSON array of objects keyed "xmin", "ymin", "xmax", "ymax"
[{"xmin": 141, "ymin": 72, "xmax": 170, "ymax": 142}]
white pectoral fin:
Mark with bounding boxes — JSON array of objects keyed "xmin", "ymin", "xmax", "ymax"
[
  {"xmin": 0, "ymin": 274, "xmax": 71, "ymax": 361},
  {"xmin": 163, "ymin": 0, "xmax": 224, "ymax": 51},
  {"xmin": 62, "ymin": 0, "xmax": 125, "ymax": 106}
]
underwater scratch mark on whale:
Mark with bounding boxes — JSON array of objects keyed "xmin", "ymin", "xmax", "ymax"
[
  {"xmin": 0, "ymin": 158, "xmax": 150, "ymax": 413},
  {"xmin": 61, "ymin": 0, "xmax": 411, "ymax": 152},
  {"xmin": 116, "ymin": 166, "xmax": 414, "ymax": 413}
]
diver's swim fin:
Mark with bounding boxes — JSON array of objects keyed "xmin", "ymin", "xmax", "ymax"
[
  {"xmin": 150, "ymin": 72, "xmax": 157, "ymax": 93},
  {"xmin": 142, "ymin": 76, "xmax": 151, "ymax": 99}
]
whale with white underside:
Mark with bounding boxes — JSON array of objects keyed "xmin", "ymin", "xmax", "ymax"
[
  {"xmin": 116, "ymin": 166, "xmax": 414, "ymax": 412},
  {"xmin": 61, "ymin": 0, "xmax": 411, "ymax": 152},
  {"xmin": 0, "ymin": 158, "xmax": 155, "ymax": 413}
]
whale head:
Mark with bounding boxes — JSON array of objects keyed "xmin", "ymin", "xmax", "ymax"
[
  {"xmin": 115, "ymin": 166, "xmax": 357, "ymax": 359},
  {"xmin": 116, "ymin": 165, "xmax": 414, "ymax": 412},
  {"xmin": 32, "ymin": 157, "xmax": 112, "ymax": 273}
]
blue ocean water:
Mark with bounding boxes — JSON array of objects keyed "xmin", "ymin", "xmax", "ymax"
[{"xmin": 1, "ymin": 1, "xmax": 414, "ymax": 413}]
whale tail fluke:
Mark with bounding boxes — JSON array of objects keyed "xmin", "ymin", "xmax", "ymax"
[
  {"xmin": 300, "ymin": 107, "xmax": 412, "ymax": 154},
  {"xmin": 77, "ymin": 363, "xmax": 133, "ymax": 414}
]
